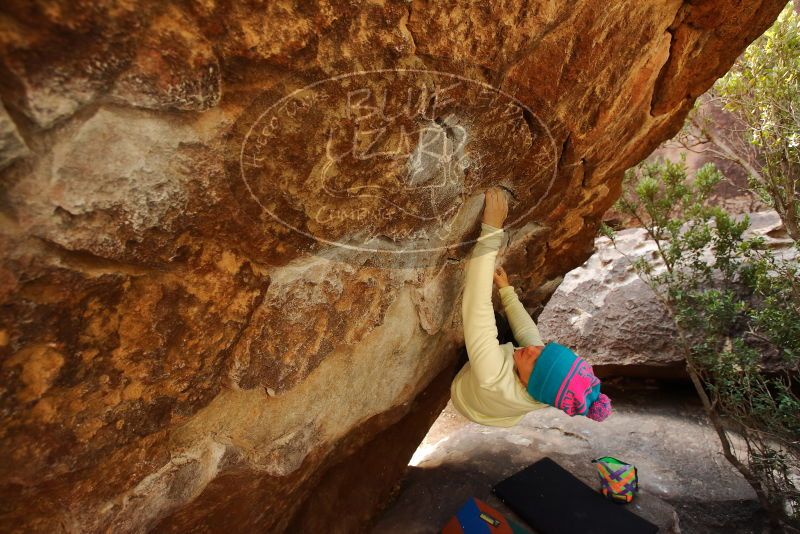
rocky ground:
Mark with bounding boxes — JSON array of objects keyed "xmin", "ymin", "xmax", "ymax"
[{"xmin": 371, "ymin": 379, "xmax": 770, "ymax": 533}]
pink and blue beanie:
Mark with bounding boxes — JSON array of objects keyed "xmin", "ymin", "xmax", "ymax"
[{"xmin": 526, "ymin": 342, "xmax": 612, "ymax": 422}]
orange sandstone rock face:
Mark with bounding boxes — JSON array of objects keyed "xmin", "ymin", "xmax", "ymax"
[{"xmin": 0, "ymin": 1, "xmax": 784, "ymax": 532}]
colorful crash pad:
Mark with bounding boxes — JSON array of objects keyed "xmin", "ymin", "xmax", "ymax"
[{"xmin": 441, "ymin": 497, "xmax": 532, "ymax": 534}]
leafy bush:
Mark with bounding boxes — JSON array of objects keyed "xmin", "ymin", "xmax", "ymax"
[
  {"xmin": 603, "ymin": 157, "xmax": 800, "ymax": 530},
  {"xmin": 683, "ymin": 2, "xmax": 800, "ymax": 240}
]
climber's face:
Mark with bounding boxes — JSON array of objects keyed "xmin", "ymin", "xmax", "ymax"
[{"xmin": 513, "ymin": 345, "xmax": 544, "ymax": 387}]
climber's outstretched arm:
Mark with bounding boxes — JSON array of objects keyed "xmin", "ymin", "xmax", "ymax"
[{"xmin": 461, "ymin": 188, "xmax": 509, "ymax": 387}]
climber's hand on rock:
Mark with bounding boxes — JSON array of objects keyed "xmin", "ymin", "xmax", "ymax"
[
  {"xmin": 493, "ymin": 266, "xmax": 510, "ymax": 289},
  {"xmin": 482, "ymin": 187, "xmax": 508, "ymax": 229}
]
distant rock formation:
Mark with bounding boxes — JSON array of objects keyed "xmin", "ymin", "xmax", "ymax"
[{"xmin": 0, "ymin": 1, "xmax": 786, "ymax": 531}]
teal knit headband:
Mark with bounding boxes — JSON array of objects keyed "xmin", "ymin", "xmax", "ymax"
[{"xmin": 527, "ymin": 342, "xmax": 579, "ymax": 405}]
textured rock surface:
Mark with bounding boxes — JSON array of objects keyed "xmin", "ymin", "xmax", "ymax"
[
  {"xmin": 538, "ymin": 211, "xmax": 796, "ymax": 377},
  {"xmin": 0, "ymin": 101, "xmax": 28, "ymax": 168},
  {"xmin": 0, "ymin": 1, "xmax": 785, "ymax": 532}
]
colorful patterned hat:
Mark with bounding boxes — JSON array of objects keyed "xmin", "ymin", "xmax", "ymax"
[{"xmin": 526, "ymin": 342, "xmax": 612, "ymax": 421}]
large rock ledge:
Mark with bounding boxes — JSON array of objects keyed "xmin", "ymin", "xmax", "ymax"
[{"xmin": 0, "ymin": 1, "xmax": 786, "ymax": 532}]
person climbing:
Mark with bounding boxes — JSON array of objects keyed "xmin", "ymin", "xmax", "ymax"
[{"xmin": 450, "ymin": 187, "xmax": 612, "ymax": 427}]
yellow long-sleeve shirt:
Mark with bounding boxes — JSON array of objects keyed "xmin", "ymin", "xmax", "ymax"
[{"xmin": 450, "ymin": 223, "xmax": 548, "ymax": 427}]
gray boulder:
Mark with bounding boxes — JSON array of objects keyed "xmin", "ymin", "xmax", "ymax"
[{"xmin": 537, "ymin": 211, "xmax": 795, "ymax": 377}]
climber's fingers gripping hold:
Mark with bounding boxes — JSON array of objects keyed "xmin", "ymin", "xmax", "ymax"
[
  {"xmin": 482, "ymin": 187, "xmax": 509, "ymax": 229},
  {"xmin": 493, "ymin": 266, "xmax": 510, "ymax": 289}
]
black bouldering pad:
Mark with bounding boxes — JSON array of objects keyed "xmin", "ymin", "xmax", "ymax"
[{"xmin": 492, "ymin": 457, "xmax": 659, "ymax": 534}]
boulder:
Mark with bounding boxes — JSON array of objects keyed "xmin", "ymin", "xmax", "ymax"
[
  {"xmin": 538, "ymin": 211, "xmax": 795, "ymax": 377},
  {"xmin": 0, "ymin": 1, "xmax": 786, "ymax": 532}
]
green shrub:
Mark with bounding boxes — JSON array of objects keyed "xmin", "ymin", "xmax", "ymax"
[
  {"xmin": 603, "ymin": 157, "xmax": 800, "ymax": 530},
  {"xmin": 713, "ymin": 2, "xmax": 800, "ymax": 240}
]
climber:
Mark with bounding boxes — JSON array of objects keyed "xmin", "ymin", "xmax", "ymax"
[{"xmin": 450, "ymin": 188, "xmax": 612, "ymax": 427}]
